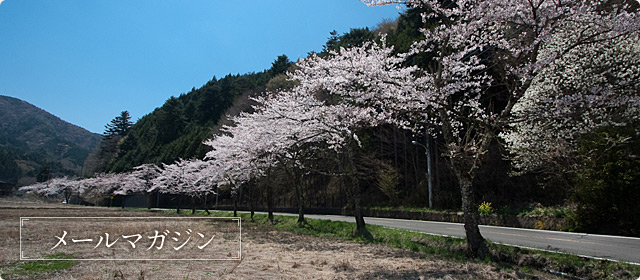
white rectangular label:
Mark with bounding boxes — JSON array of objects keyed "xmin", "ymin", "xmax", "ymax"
[{"xmin": 20, "ymin": 217, "xmax": 241, "ymax": 261}]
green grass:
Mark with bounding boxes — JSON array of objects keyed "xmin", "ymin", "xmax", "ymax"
[
  {"xmin": 366, "ymin": 205, "xmax": 449, "ymax": 213},
  {"xmin": 369, "ymin": 204, "xmax": 571, "ymax": 219},
  {"xmin": 175, "ymin": 209, "xmax": 467, "ymax": 261},
  {"xmin": 152, "ymin": 208, "xmax": 640, "ymax": 278},
  {"xmin": 173, "ymin": 209, "xmax": 640, "ymax": 279},
  {"xmin": 1, "ymin": 253, "xmax": 75, "ymax": 278}
]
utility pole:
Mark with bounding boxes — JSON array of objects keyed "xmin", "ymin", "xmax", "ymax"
[{"xmin": 412, "ymin": 135, "xmax": 433, "ymax": 208}]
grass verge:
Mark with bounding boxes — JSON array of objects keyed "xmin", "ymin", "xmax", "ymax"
[
  {"xmin": 167, "ymin": 209, "xmax": 640, "ymax": 279},
  {"xmin": 1, "ymin": 252, "xmax": 75, "ymax": 279}
]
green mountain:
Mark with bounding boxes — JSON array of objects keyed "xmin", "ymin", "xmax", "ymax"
[
  {"xmin": 0, "ymin": 95, "xmax": 102, "ymax": 185},
  {"xmin": 98, "ymin": 55, "xmax": 293, "ymax": 173}
]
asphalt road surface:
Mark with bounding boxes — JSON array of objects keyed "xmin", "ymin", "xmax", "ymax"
[{"xmin": 254, "ymin": 211, "xmax": 640, "ymax": 264}]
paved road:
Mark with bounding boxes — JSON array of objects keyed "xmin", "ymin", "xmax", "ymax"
[{"xmin": 251, "ymin": 211, "xmax": 640, "ymax": 264}]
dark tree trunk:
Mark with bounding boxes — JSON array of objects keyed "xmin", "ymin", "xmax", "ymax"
[
  {"xmin": 457, "ymin": 171, "xmax": 487, "ymax": 257},
  {"xmin": 215, "ymin": 188, "xmax": 219, "ymax": 210},
  {"xmin": 146, "ymin": 193, "xmax": 152, "ymax": 210},
  {"xmin": 267, "ymin": 181, "xmax": 274, "ymax": 224},
  {"xmin": 352, "ymin": 179, "xmax": 367, "ymax": 235},
  {"xmin": 295, "ymin": 180, "xmax": 306, "ymax": 225},
  {"xmin": 393, "ymin": 127, "xmax": 398, "ymax": 168},
  {"xmin": 249, "ymin": 186, "xmax": 255, "ymax": 221},
  {"xmin": 233, "ymin": 192, "xmax": 238, "ymax": 217},
  {"xmin": 345, "ymin": 147, "xmax": 368, "ymax": 236},
  {"xmin": 438, "ymin": 109, "xmax": 488, "ymax": 258},
  {"xmin": 176, "ymin": 195, "xmax": 182, "ymax": 214},
  {"xmin": 156, "ymin": 191, "xmax": 161, "ymax": 209},
  {"xmin": 203, "ymin": 195, "xmax": 210, "ymax": 215}
]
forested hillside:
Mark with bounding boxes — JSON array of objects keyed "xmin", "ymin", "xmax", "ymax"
[
  {"xmin": 0, "ymin": 95, "xmax": 102, "ymax": 185},
  {"xmin": 90, "ymin": 55, "xmax": 293, "ymax": 173}
]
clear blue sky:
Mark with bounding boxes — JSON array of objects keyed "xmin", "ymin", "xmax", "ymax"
[{"xmin": 0, "ymin": 0, "xmax": 401, "ymax": 133}]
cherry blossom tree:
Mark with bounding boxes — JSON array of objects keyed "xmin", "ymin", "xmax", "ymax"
[
  {"xmin": 180, "ymin": 159, "xmax": 217, "ymax": 214},
  {"xmin": 204, "ymin": 70, "xmax": 382, "ymax": 229},
  {"xmin": 19, "ymin": 177, "xmax": 77, "ymax": 202},
  {"xmin": 205, "ymin": 89, "xmax": 323, "ymax": 222},
  {"xmin": 356, "ymin": 0, "xmax": 640, "ymax": 256},
  {"xmin": 83, "ymin": 173, "xmax": 127, "ymax": 206},
  {"xmin": 502, "ymin": 33, "xmax": 640, "ymax": 174},
  {"xmin": 204, "ymin": 115, "xmax": 272, "ymax": 217},
  {"xmin": 285, "ymin": 41, "xmax": 415, "ymax": 233},
  {"xmin": 20, "ymin": 174, "xmax": 127, "ymax": 206},
  {"xmin": 149, "ymin": 159, "xmax": 216, "ymax": 213},
  {"xmin": 121, "ymin": 164, "xmax": 162, "ymax": 209}
]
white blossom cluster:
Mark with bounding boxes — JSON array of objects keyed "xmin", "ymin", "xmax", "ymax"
[
  {"xmin": 19, "ymin": 160, "xmax": 216, "ymax": 202},
  {"xmin": 502, "ymin": 33, "xmax": 640, "ymax": 172},
  {"xmin": 361, "ymin": 0, "xmax": 639, "ymax": 168}
]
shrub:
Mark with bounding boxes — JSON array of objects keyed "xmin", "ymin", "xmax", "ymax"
[
  {"xmin": 478, "ymin": 201, "xmax": 494, "ymax": 215},
  {"xmin": 570, "ymin": 125, "xmax": 640, "ymax": 236}
]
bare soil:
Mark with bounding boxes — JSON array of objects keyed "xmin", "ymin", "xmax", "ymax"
[{"xmin": 0, "ymin": 197, "xmax": 556, "ymax": 279}]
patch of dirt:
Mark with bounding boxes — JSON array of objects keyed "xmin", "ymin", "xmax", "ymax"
[{"xmin": 0, "ymin": 197, "xmax": 556, "ymax": 279}]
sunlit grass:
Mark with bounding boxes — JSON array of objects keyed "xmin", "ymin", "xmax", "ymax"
[{"xmin": 1, "ymin": 253, "xmax": 75, "ymax": 278}]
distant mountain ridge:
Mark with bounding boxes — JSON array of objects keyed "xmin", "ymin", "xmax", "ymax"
[{"xmin": 0, "ymin": 95, "xmax": 102, "ymax": 185}]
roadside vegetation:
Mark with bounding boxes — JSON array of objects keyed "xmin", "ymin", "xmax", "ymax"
[
  {"xmin": 368, "ymin": 203, "xmax": 572, "ymax": 219},
  {"xmin": 188, "ymin": 210, "xmax": 640, "ymax": 280}
]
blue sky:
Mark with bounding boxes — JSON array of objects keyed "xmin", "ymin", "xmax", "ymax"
[{"xmin": 0, "ymin": 1, "xmax": 401, "ymax": 133}]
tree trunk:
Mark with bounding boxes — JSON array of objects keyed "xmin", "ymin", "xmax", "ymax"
[
  {"xmin": 434, "ymin": 142, "xmax": 440, "ymax": 192},
  {"xmin": 146, "ymin": 193, "xmax": 152, "ymax": 210},
  {"xmin": 156, "ymin": 191, "xmax": 161, "ymax": 209},
  {"xmin": 176, "ymin": 195, "xmax": 181, "ymax": 214},
  {"xmin": 249, "ymin": 186, "xmax": 255, "ymax": 221},
  {"xmin": 295, "ymin": 180, "xmax": 306, "ymax": 225},
  {"xmin": 437, "ymin": 109, "xmax": 488, "ymax": 258},
  {"xmin": 455, "ymin": 166, "xmax": 487, "ymax": 258},
  {"xmin": 215, "ymin": 187, "xmax": 219, "ymax": 210},
  {"xmin": 233, "ymin": 192, "xmax": 238, "ymax": 217},
  {"xmin": 203, "ymin": 195, "xmax": 210, "ymax": 215},
  {"xmin": 352, "ymin": 178, "xmax": 367, "ymax": 235},
  {"xmin": 345, "ymin": 148, "xmax": 368, "ymax": 236},
  {"xmin": 266, "ymin": 181, "xmax": 274, "ymax": 224}
]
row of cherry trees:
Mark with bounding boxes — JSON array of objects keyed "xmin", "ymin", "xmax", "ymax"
[
  {"xmin": 20, "ymin": 0, "xmax": 639, "ymax": 257},
  {"xmin": 20, "ymin": 161, "xmax": 217, "ymax": 211}
]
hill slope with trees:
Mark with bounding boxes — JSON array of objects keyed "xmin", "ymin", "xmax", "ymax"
[
  {"xmin": 92, "ymin": 55, "xmax": 293, "ymax": 173},
  {"xmin": 0, "ymin": 95, "xmax": 102, "ymax": 185}
]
